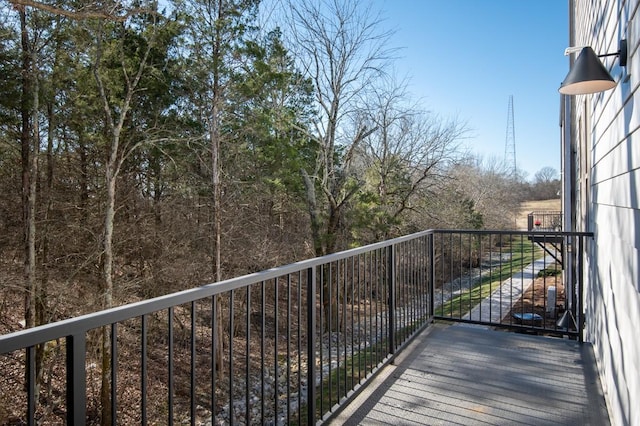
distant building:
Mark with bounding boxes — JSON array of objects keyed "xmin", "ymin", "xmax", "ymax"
[{"xmin": 563, "ymin": 1, "xmax": 640, "ymax": 425}]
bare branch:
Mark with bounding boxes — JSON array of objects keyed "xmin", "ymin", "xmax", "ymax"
[{"xmin": 8, "ymin": 0, "xmax": 156, "ymax": 21}]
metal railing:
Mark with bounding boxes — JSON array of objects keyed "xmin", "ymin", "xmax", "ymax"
[
  {"xmin": 432, "ymin": 230, "xmax": 591, "ymax": 338},
  {"xmin": 0, "ymin": 229, "xmax": 592, "ymax": 425},
  {"xmin": 527, "ymin": 210, "xmax": 562, "ymax": 231}
]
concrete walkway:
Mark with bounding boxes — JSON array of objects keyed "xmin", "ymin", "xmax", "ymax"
[
  {"xmin": 462, "ymin": 255, "xmax": 555, "ymax": 323},
  {"xmin": 328, "ymin": 323, "xmax": 609, "ymax": 425}
]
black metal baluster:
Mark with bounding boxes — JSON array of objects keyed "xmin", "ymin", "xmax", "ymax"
[
  {"xmin": 458, "ymin": 233, "xmax": 463, "ymax": 319},
  {"xmin": 429, "ymin": 233, "xmax": 435, "ymax": 319},
  {"xmin": 27, "ymin": 345, "xmax": 35, "ymax": 426},
  {"xmin": 327, "ymin": 262, "xmax": 332, "ymax": 407},
  {"xmin": 468, "ymin": 234, "xmax": 472, "ymax": 322},
  {"xmin": 489, "ymin": 234, "xmax": 493, "ymax": 323},
  {"xmin": 357, "ymin": 254, "xmax": 362, "ymax": 383},
  {"xmin": 229, "ymin": 291, "xmax": 234, "ymax": 426},
  {"xmin": 297, "ymin": 271, "xmax": 302, "ymax": 424},
  {"xmin": 319, "ymin": 265, "xmax": 324, "ymax": 416},
  {"xmin": 141, "ymin": 315, "xmax": 147, "ymax": 425},
  {"xmin": 338, "ymin": 259, "xmax": 343, "ymax": 401},
  {"xmin": 261, "ymin": 281, "xmax": 265, "ymax": 424},
  {"xmin": 274, "ymin": 278, "xmax": 279, "ymax": 422},
  {"xmin": 168, "ymin": 308, "xmax": 174, "ymax": 426},
  {"xmin": 520, "ymin": 234, "xmax": 525, "ymax": 326},
  {"xmin": 111, "ymin": 323, "xmax": 117, "ymax": 424},
  {"xmin": 287, "ymin": 274, "xmax": 291, "ymax": 423},
  {"xmin": 388, "ymin": 245, "xmax": 396, "ymax": 356},
  {"xmin": 191, "ymin": 302, "xmax": 196, "ymax": 426},
  {"xmin": 377, "ymin": 249, "xmax": 383, "ymax": 364},
  {"xmin": 350, "ymin": 255, "xmax": 355, "ymax": 390},
  {"xmin": 245, "ymin": 287, "xmax": 250, "ymax": 426},
  {"xmin": 365, "ymin": 251, "xmax": 370, "ymax": 375},
  {"xmin": 448, "ymin": 233, "xmax": 453, "ymax": 318},
  {"xmin": 306, "ymin": 266, "xmax": 317, "ymax": 425},
  {"xmin": 66, "ymin": 333, "xmax": 86, "ymax": 425},
  {"xmin": 211, "ymin": 296, "xmax": 217, "ymax": 423}
]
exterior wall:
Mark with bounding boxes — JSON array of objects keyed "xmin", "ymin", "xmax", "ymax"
[{"xmin": 570, "ymin": 1, "xmax": 640, "ymax": 425}]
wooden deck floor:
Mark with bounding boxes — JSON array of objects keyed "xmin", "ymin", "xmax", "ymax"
[{"xmin": 328, "ymin": 323, "xmax": 609, "ymax": 426}]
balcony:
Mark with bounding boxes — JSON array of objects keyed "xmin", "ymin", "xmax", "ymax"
[
  {"xmin": 0, "ymin": 229, "xmax": 605, "ymax": 425},
  {"xmin": 527, "ymin": 211, "xmax": 562, "ymax": 232},
  {"xmin": 329, "ymin": 324, "xmax": 608, "ymax": 425}
]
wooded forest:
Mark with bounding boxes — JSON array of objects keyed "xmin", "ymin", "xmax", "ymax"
[{"xmin": 0, "ymin": 0, "xmax": 557, "ymax": 335}]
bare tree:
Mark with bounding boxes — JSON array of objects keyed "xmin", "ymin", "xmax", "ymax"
[
  {"xmin": 534, "ymin": 166, "xmax": 559, "ymax": 183},
  {"xmin": 532, "ymin": 166, "xmax": 561, "ymax": 200},
  {"xmin": 444, "ymin": 156, "xmax": 524, "ymax": 229},
  {"xmin": 8, "ymin": 0, "xmax": 154, "ymax": 21},
  {"xmin": 282, "ymin": 0, "xmax": 395, "ymax": 334},
  {"xmin": 286, "ymin": 0, "xmax": 393, "ymax": 256},
  {"xmin": 358, "ymin": 78, "xmax": 466, "ymax": 240}
]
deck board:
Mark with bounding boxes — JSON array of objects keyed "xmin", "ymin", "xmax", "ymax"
[{"xmin": 328, "ymin": 323, "xmax": 609, "ymax": 426}]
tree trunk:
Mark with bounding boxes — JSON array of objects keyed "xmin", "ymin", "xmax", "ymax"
[
  {"xmin": 100, "ymin": 166, "xmax": 117, "ymax": 426},
  {"xmin": 78, "ymin": 134, "xmax": 89, "ymax": 222},
  {"xmin": 211, "ymin": 105, "xmax": 224, "ymax": 379},
  {"xmin": 210, "ymin": 0, "xmax": 224, "ymax": 380},
  {"xmin": 19, "ymin": 7, "xmax": 46, "ymax": 391},
  {"xmin": 37, "ymin": 102, "xmax": 55, "ymax": 387},
  {"xmin": 19, "ymin": 6, "xmax": 36, "ymax": 331},
  {"xmin": 301, "ymin": 169, "xmax": 323, "ymax": 257}
]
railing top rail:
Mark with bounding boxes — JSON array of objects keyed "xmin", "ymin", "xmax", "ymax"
[
  {"xmin": 432, "ymin": 229, "xmax": 592, "ymax": 237},
  {"xmin": 528, "ymin": 210, "xmax": 563, "ymax": 214}
]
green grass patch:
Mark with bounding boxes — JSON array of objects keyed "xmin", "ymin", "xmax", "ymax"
[
  {"xmin": 435, "ymin": 279, "xmax": 503, "ymax": 318},
  {"xmin": 435, "ymin": 240, "xmax": 544, "ymax": 317}
]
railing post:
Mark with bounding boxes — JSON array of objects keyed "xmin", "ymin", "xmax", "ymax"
[
  {"xmin": 388, "ymin": 245, "xmax": 396, "ymax": 355},
  {"xmin": 565, "ymin": 236, "xmax": 575, "ymax": 332},
  {"xmin": 27, "ymin": 346, "xmax": 35, "ymax": 426},
  {"xmin": 428, "ymin": 234, "xmax": 435, "ymax": 318},
  {"xmin": 578, "ymin": 235, "xmax": 585, "ymax": 342},
  {"xmin": 306, "ymin": 266, "xmax": 316, "ymax": 425},
  {"xmin": 111, "ymin": 323, "xmax": 117, "ymax": 424},
  {"xmin": 66, "ymin": 333, "xmax": 86, "ymax": 425}
]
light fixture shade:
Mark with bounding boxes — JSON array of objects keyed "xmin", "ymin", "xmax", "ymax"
[{"xmin": 559, "ymin": 46, "xmax": 616, "ymax": 95}]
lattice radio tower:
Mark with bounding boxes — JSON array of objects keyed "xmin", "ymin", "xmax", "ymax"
[{"xmin": 504, "ymin": 95, "xmax": 517, "ymax": 177}]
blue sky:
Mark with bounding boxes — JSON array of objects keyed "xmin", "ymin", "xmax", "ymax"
[{"xmin": 374, "ymin": 0, "xmax": 569, "ymax": 180}]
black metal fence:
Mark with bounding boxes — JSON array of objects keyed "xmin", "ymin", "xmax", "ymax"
[
  {"xmin": 527, "ymin": 210, "xmax": 562, "ymax": 231},
  {"xmin": 0, "ymin": 229, "xmax": 592, "ymax": 425},
  {"xmin": 432, "ymin": 230, "xmax": 591, "ymax": 337}
]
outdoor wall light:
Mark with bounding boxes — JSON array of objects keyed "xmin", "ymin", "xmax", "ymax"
[{"xmin": 559, "ymin": 39, "xmax": 627, "ymax": 95}]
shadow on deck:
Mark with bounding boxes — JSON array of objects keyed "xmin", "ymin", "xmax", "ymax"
[{"xmin": 329, "ymin": 323, "xmax": 609, "ymax": 425}]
